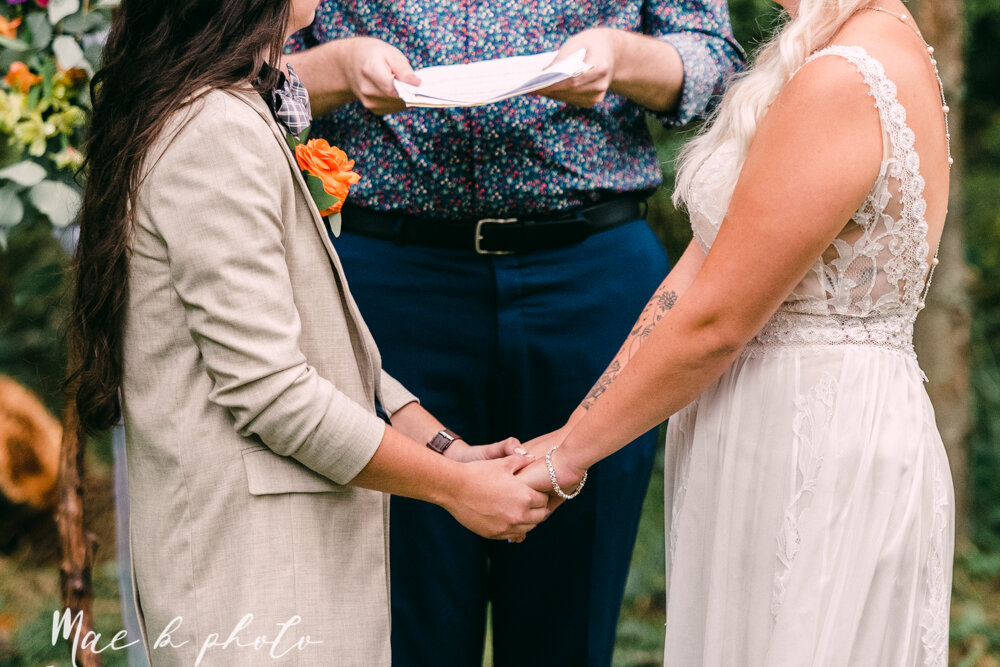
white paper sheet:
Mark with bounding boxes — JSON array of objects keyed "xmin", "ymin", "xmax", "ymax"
[{"xmin": 393, "ymin": 49, "xmax": 593, "ymax": 108}]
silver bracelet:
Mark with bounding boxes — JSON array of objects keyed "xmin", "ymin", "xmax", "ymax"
[{"xmin": 545, "ymin": 444, "xmax": 588, "ymax": 500}]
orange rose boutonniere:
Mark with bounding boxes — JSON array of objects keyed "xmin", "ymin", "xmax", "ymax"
[{"xmin": 285, "ymin": 129, "xmax": 359, "ymax": 237}]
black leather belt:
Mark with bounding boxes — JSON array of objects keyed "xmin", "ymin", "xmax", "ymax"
[{"xmin": 340, "ymin": 194, "xmax": 649, "ymax": 255}]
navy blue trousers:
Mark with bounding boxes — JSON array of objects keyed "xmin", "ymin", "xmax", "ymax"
[{"xmin": 335, "ymin": 218, "xmax": 670, "ymax": 667}]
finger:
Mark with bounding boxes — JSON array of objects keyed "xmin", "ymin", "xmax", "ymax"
[
  {"xmin": 528, "ymin": 489, "xmax": 549, "ymax": 509},
  {"xmin": 483, "ymin": 437, "xmax": 526, "ymax": 460},
  {"xmin": 522, "ymin": 506, "xmax": 549, "ymax": 525},
  {"xmin": 499, "ymin": 437, "xmax": 525, "ymax": 457},
  {"xmin": 534, "ymin": 64, "xmax": 599, "ymax": 97},
  {"xmin": 387, "ymin": 51, "xmax": 421, "ymax": 86},
  {"xmin": 535, "ymin": 80, "xmax": 573, "ymax": 97},
  {"xmin": 544, "ymin": 45, "xmax": 570, "ymax": 69},
  {"xmin": 502, "ymin": 453, "xmax": 535, "ymax": 474}
]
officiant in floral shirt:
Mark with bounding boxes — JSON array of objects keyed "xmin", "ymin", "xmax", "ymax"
[{"xmin": 286, "ymin": 2, "xmax": 742, "ymax": 665}]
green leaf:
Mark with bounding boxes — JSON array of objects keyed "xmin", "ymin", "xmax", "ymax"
[
  {"xmin": 26, "ymin": 84, "xmax": 41, "ymax": 111},
  {"xmin": 83, "ymin": 42, "xmax": 104, "ymax": 74},
  {"xmin": 303, "ymin": 171, "xmax": 339, "ymax": 211},
  {"xmin": 0, "ymin": 161, "xmax": 47, "ymax": 188},
  {"xmin": 48, "ymin": 0, "xmax": 81, "ymax": 25},
  {"xmin": 297, "ymin": 126, "xmax": 311, "ymax": 143},
  {"xmin": 0, "ymin": 186, "xmax": 24, "ymax": 227},
  {"xmin": 52, "ymin": 35, "xmax": 86, "ymax": 70},
  {"xmin": 29, "ymin": 180, "xmax": 82, "ymax": 228},
  {"xmin": 61, "ymin": 12, "xmax": 105, "ymax": 33},
  {"xmin": 26, "ymin": 13, "xmax": 53, "ymax": 50},
  {"xmin": 41, "ymin": 58, "xmax": 56, "ymax": 100},
  {"xmin": 0, "ymin": 36, "xmax": 31, "ymax": 53}
]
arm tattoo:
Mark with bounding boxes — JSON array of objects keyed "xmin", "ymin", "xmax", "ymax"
[
  {"xmin": 581, "ymin": 287, "xmax": 678, "ymax": 411},
  {"xmin": 581, "ymin": 361, "xmax": 621, "ymax": 410}
]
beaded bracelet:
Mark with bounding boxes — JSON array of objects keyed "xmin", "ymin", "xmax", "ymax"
[{"xmin": 545, "ymin": 444, "xmax": 588, "ymax": 500}]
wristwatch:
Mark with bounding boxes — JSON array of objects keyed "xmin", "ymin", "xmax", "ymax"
[{"xmin": 427, "ymin": 428, "xmax": 461, "ymax": 454}]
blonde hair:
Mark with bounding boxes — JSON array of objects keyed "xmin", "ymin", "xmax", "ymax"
[{"xmin": 673, "ymin": 0, "xmax": 876, "ymax": 210}]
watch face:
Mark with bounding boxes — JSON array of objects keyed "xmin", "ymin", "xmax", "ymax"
[{"xmin": 428, "ymin": 430, "xmax": 456, "ymax": 454}]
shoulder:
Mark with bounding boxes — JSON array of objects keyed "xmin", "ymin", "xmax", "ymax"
[
  {"xmin": 752, "ymin": 47, "xmax": 883, "ymax": 180},
  {"xmin": 774, "ymin": 49, "xmax": 880, "ymax": 129},
  {"xmin": 821, "ymin": 12, "xmax": 935, "ymax": 93},
  {"xmin": 144, "ymin": 87, "xmax": 284, "ymax": 182}
]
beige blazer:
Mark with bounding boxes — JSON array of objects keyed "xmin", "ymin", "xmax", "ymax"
[{"xmin": 121, "ymin": 85, "xmax": 416, "ymax": 666}]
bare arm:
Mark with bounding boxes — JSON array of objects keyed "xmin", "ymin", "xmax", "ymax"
[
  {"xmin": 581, "ymin": 240, "xmax": 705, "ymax": 411},
  {"xmin": 388, "ymin": 400, "xmax": 527, "ymax": 462},
  {"xmin": 522, "ymin": 238, "xmax": 705, "ymax": 465},
  {"xmin": 522, "ymin": 55, "xmax": 884, "ymax": 489},
  {"xmin": 350, "ymin": 423, "xmax": 545, "ymax": 540}
]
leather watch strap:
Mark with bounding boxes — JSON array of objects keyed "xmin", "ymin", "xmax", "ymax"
[{"xmin": 427, "ymin": 428, "xmax": 461, "ymax": 454}]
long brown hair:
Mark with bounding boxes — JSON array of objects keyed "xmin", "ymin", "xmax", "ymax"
[{"xmin": 69, "ymin": 0, "xmax": 292, "ymax": 434}]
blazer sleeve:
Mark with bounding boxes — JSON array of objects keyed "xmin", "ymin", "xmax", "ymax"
[
  {"xmin": 139, "ymin": 94, "xmax": 385, "ymax": 485},
  {"xmin": 379, "ymin": 369, "xmax": 419, "ymax": 416}
]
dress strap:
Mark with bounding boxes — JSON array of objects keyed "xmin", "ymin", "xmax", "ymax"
[
  {"xmin": 800, "ymin": 46, "xmax": 918, "ymax": 165},
  {"xmin": 800, "ymin": 45, "xmax": 926, "ymax": 231}
]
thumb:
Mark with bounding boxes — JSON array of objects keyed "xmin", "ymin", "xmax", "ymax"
[
  {"xmin": 388, "ymin": 51, "xmax": 421, "ymax": 86},
  {"xmin": 498, "ymin": 437, "xmax": 527, "ymax": 457},
  {"xmin": 546, "ymin": 36, "xmax": 580, "ymax": 69},
  {"xmin": 502, "ymin": 453, "xmax": 534, "ymax": 474}
]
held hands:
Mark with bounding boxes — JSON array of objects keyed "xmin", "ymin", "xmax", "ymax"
[
  {"xmin": 444, "ymin": 436, "xmax": 528, "ymax": 463},
  {"xmin": 536, "ymin": 28, "xmax": 621, "ymax": 108},
  {"xmin": 341, "ymin": 37, "xmax": 420, "ymax": 115},
  {"xmin": 515, "ymin": 428, "xmax": 588, "ymax": 515},
  {"xmin": 442, "ymin": 454, "xmax": 550, "ymax": 541},
  {"xmin": 437, "ymin": 431, "xmax": 585, "ymax": 542}
]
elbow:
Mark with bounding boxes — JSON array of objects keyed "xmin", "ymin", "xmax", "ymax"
[
  {"xmin": 210, "ymin": 365, "xmax": 326, "ymax": 456},
  {"xmin": 688, "ymin": 315, "xmax": 748, "ymax": 364}
]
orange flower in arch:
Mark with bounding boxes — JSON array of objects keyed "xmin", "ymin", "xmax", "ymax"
[
  {"xmin": 4, "ymin": 62, "xmax": 42, "ymax": 94},
  {"xmin": 294, "ymin": 139, "xmax": 360, "ymax": 216},
  {"xmin": 0, "ymin": 16, "xmax": 21, "ymax": 40}
]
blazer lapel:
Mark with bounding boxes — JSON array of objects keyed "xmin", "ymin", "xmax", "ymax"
[
  {"xmin": 225, "ymin": 87, "xmax": 380, "ymax": 405},
  {"xmin": 227, "ymin": 88, "xmax": 347, "ymax": 272}
]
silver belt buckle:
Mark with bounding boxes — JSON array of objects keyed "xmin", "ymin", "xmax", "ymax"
[{"xmin": 474, "ymin": 218, "xmax": 517, "ymax": 255}]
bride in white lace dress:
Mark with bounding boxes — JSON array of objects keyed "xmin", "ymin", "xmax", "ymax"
[{"xmin": 518, "ymin": 0, "xmax": 954, "ymax": 664}]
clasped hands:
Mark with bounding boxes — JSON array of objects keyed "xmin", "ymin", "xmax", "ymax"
[{"xmin": 444, "ymin": 426, "xmax": 587, "ymax": 544}]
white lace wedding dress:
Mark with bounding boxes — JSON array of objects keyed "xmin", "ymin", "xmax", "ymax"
[{"xmin": 662, "ymin": 45, "xmax": 954, "ymax": 666}]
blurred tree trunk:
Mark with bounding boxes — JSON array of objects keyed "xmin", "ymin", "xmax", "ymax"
[
  {"xmin": 911, "ymin": 0, "xmax": 972, "ymax": 547},
  {"xmin": 56, "ymin": 398, "xmax": 102, "ymax": 667}
]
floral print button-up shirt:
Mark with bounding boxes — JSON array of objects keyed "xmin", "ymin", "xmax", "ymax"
[{"xmin": 288, "ymin": 0, "xmax": 744, "ymax": 219}]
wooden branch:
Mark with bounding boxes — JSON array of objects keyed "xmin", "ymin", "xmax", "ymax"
[{"xmin": 55, "ymin": 396, "xmax": 103, "ymax": 667}]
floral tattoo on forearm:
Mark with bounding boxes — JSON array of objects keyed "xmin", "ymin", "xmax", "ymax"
[{"xmin": 580, "ymin": 287, "xmax": 678, "ymax": 410}]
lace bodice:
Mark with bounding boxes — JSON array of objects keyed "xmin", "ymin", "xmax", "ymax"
[{"xmin": 686, "ymin": 46, "xmax": 937, "ymax": 357}]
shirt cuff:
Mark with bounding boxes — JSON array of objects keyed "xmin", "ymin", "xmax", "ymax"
[{"xmin": 654, "ymin": 32, "xmax": 739, "ymax": 127}]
